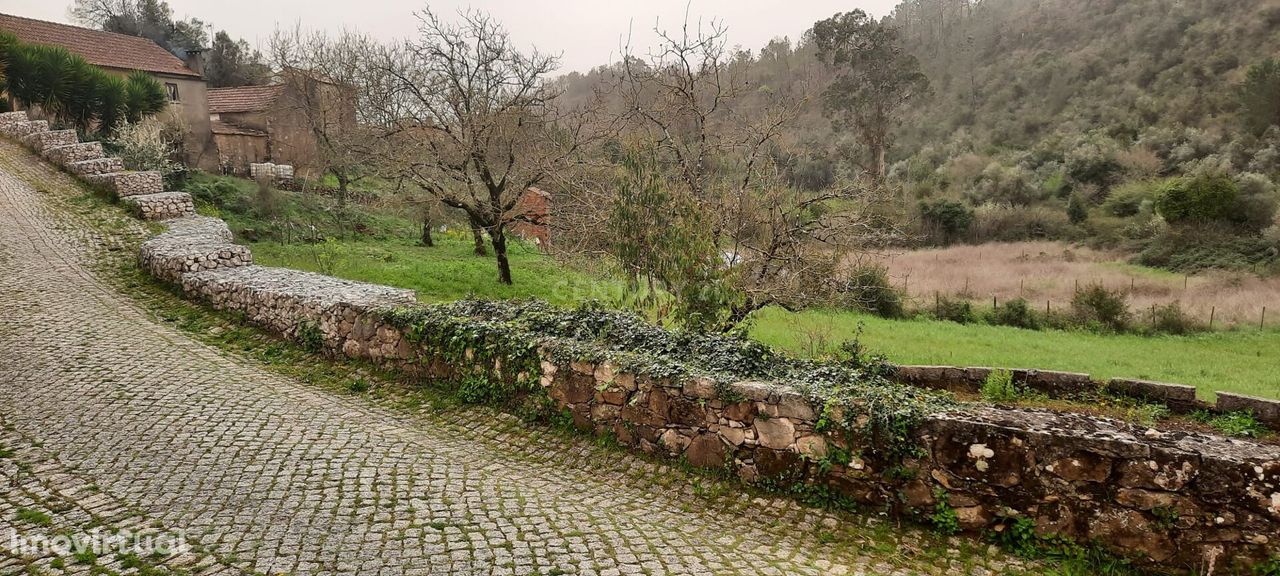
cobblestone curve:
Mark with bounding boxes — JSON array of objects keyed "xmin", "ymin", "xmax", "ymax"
[{"xmin": 0, "ymin": 142, "xmax": 1031, "ymax": 576}]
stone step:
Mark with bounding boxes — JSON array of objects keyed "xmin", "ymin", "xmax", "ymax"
[
  {"xmin": 83, "ymin": 170, "xmax": 163, "ymax": 198},
  {"xmin": 44, "ymin": 141, "xmax": 104, "ymax": 166},
  {"xmin": 23, "ymin": 129, "xmax": 78, "ymax": 152},
  {"xmin": 0, "ymin": 119, "xmax": 46, "ymax": 138},
  {"xmin": 0, "ymin": 111, "xmax": 29, "ymax": 125},
  {"xmin": 139, "ymin": 216, "xmax": 253, "ymax": 283},
  {"xmin": 123, "ymin": 191, "xmax": 196, "ymax": 221},
  {"xmin": 67, "ymin": 156, "xmax": 124, "ymax": 176}
]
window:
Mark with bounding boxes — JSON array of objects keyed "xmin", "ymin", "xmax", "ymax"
[{"xmin": 165, "ymin": 82, "xmax": 179, "ymax": 102}]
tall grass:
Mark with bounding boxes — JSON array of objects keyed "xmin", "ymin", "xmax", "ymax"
[{"xmin": 863, "ymin": 241, "xmax": 1279, "ymax": 328}]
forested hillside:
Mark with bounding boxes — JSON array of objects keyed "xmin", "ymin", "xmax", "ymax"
[{"xmin": 557, "ymin": 0, "xmax": 1280, "ymax": 273}]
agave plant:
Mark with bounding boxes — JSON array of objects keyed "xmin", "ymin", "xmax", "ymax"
[{"xmin": 96, "ymin": 74, "xmax": 128, "ymax": 136}]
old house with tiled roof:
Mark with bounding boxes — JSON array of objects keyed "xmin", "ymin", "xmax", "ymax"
[
  {"xmin": 0, "ymin": 13, "xmax": 216, "ymax": 170},
  {"xmin": 208, "ymin": 71, "xmax": 353, "ymax": 177}
]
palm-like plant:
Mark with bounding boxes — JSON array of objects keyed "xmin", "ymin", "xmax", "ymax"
[
  {"xmin": 124, "ymin": 70, "xmax": 167, "ymax": 122},
  {"xmin": 96, "ymin": 74, "xmax": 128, "ymax": 135}
]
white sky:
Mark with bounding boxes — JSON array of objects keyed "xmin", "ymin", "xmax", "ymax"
[{"xmin": 4, "ymin": 0, "xmax": 899, "ymax": 74}]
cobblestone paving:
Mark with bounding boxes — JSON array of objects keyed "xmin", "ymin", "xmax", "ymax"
[{"xmin": 0, "ymin": 141, "xmax": 1033, "ymax": 576}]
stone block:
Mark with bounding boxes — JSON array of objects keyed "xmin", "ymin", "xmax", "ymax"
[
  {"xmin": 67, "ymin": 157, "xmax": 124, "ymax": 176},
  {"xmin": 22, "ymin": 129, "xmax": 77, "ymax": 151},
  {"xmin": 1107, "ymin": 378, "xmax": 1200, "ymax": 411},
  {"xmin": 123, "ymin": 192, "xmax": 196, "ymax": 221},
  {"xmin": 1216, "ymin": 392, "xmax": 1280, "ymax": 428},
  {"xmin": 83, "ymin": 171, "xmax": 163, "ymax": 198},
  {"xmin": 44, "ymin": 141, "xmax": 104, "ymax": 166}
]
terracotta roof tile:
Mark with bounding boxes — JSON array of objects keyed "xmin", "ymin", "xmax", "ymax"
[
  {"xmin": 208, "ymin": 85, "xmax": 285, "ymax": 114},
  {"xmin": 0, "ymin": 13, "xmax": 200, "ymax": 78}
]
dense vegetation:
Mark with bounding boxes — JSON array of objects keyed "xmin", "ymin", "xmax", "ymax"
[
  {"xmin": 0, "ymin": 31, "xmax": 167, "ymax": 134},
  {"xmin": 555, "ymin": 0, "xmax": 1280, "ymax": 276}
]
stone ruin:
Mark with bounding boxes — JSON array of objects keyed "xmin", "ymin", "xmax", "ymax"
[{"xmin": 3, "ymin": 109, "xmax": 1278, "ymax": 574}]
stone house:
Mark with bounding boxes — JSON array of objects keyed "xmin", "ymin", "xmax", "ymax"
[
  {"xmin": 0, "ymin": 12, "xmax": 216, "ymax": 170},
  {"xmin": 510, "ymin": 187, "xmax": 551, "ymax": 249},
  {"xmin": 207, "ymin": 71, "xmax": 354, "ymax": 178}
]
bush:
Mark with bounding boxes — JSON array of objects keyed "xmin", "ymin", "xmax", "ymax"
[
  {"xmin": 110, "ymin": 115, "xmax": 182, "ymax": 180},
  {"xmin": 1148, "ymin": 301, "xmax": 1198, "ymax": 335},
  {"xmin": 934, "ymin": 296, "xmax": 976, "ymax": 324},
  {"xmin": 1155, "ymin": 173, "xmax": 1239, "ymax": 224},
  {"xmin": 1103, "ymin": 180, "xmax": 1161, "ymax": 217},
  {"xmin": 1066, "ymin": 193, "xmax": 1088, "ymax": 224},
  {"xmin": 836, "ymin": 264, "xmax": 904, "ymax": 318},
  {"xmin": 990, "ymin": 298, "xmax": 1041, "ymax": 330},
  {"xmin": 1136, "ymin": 224, "xmax": 1277, "ymax": 272},
  {"xmin": 1071, "ymin": 283, "xmax": 1129, "ymax": 332},
  {"xmin": 919, "ymin": 198, "xmax": 973, "ymax": 244}
]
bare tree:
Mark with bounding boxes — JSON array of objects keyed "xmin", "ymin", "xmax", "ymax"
[
  {"xmin": 368, "ymin": 8, "xmax": 600, "ymax": 285},
  {"xmin": 269, "ymin": 27, "xmax": 381, "ymax": 208}
]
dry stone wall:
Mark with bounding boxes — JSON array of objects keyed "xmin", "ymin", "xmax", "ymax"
[
  {"xmin": 125, "ymin": 191, "xmax": 196, "ymax": 221},
  {"xmin": 5, "ymin": 110, "xmax": 1279, "ymax": 573}
]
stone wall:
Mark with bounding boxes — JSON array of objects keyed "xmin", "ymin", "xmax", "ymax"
[
  {"xmin": 893, "ymin": 364, "xmax": 1280, "ymax": 427},
  {"xmin": 6, "ymin": 110, "xmax": 1280, "ymax": 574}
]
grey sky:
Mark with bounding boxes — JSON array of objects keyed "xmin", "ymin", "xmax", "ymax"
[{"xmin": 4, "ymin": 0, "xmax": 899, "ymax": 74}]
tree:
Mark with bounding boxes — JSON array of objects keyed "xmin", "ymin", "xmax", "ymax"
[
  {"xmin": 919, "ymin": 198, "xmax": 972, "ymax": 244},
  {"xmin": 812, "ymin": 10, "xmax": 930, "ymax": 181},
  {"xmin": 71, "ymin": 0, "xmax": 207, "ymax": 57},
  {"xmin": 1155, "ymin": 173, "xmax": 1239, "ymax": 224},
  {"xmin": 1067, "ymin": 194, "xmax": 1089, "ymax": 224},
  {"xmin": 269, "ymin": 27, "xmax": 380, "ymax": 208},
  {"xmin": 1240, "ymin": 58, "xmax": 1280, "ymax": 136},
  {"xmin": 207, "ymin": 31, "xmax": 270, "ymax": 88},
  {"xmin": 368, "ymin": 9, "xmax": 600, "ymax": 285}
]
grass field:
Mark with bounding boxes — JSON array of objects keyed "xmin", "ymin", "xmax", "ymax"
[
  {"xmin": 193, "ymin": 174, "xmax": 1280, "ymax": 401},
  {"xmin": 867, "ymin": 241, "xmax": 1280, "ymax": 328},
  {"xmin": 748, "ymin": 307, "xmax": 1280, "ymax": 401}
]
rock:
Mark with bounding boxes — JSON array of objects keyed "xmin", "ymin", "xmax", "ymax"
[
  {"xmin": 683, "ymin": 377, "xmax": 717, "ymax": 400},
  {"xmin": 754, "ymin": 417, "xmax": 796, "ymax": 450},
  {"xmin": 796, "ymin": 435, "xmax": 828, "ymax": 459},
  {"xmin": 659, "ymin": 429, "xmax": 690, "ymax": 454},
  {"xmin": 685, "ymin": 433, "xmax": 727, "ymax": 468},
  {"xmin": 719, "ymin": 426, "xmax": 746, "ymax": 446},
  {"xmin": 1047, "ymin": 451, "xmax": 1112, "ymax": 483}
]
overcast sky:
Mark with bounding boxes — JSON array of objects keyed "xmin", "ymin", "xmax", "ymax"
[{"xmin": 5, "ymin": 0, "xmax": 899, "ymax": 74}]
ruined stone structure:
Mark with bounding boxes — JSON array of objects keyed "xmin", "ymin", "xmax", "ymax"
[{"xmin": 3, "ymin": 109, "xmax": 1279, "ymax": 574}]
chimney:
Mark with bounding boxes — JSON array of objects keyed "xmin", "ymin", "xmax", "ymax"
[{"xmin": 183, "ymin": 48, "xmax": 206, "ymax": 77}]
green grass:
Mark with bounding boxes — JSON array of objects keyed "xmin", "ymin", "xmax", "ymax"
[
  {"xmin": 249, "ymin": 234, "xmax": 628, "ymax": 306},
  {"xmin": 190, "ymin": 171, "xmax": 1280, "ymax": 401},
  {"xmin": 748, "ymin": 307, "xmax": 1280, "ymax": 401}
]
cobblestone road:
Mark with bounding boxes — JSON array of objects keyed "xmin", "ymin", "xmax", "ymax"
[{"xmin": 0, "ymin": 142, "xmax": 1030, "ymax": 576}]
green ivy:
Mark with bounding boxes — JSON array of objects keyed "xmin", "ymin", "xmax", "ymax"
[{"xmin": 382, "ymin": 299, "xmax": 956, "ymax": 461}]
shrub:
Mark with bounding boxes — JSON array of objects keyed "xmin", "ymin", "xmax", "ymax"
[
  {"xmin": 919, "ymin": 198, "xmax": 974, "ymax": 244},
  {"xmin": 1239, "ymin": 58, "xmax": 1280, "ymax": 136},
  {"xmin": 1103, "ymin": 180, "xmax": 1161, "ymax": 217},
  {"xmin": 1155, "ymin": 173, "xmax": 1239, "ymax": 224},
  {"xmin": 1148, "ymin": 301, "xmax": 1198, "ymax": 335},
  {"xmin": 981, "ymin": 369, "xmax": 1021, "ymax": 403},
  {"xmin": 1194, "ymin": 410, "xmax": 1268, "ymax": 438},
  {"xmin": 835, "ymin": 264, "xmax": 904, "ymax": 318},
  {"xmin": 1071, "ymin": 283, "xmax": 1130, "ymax": 332},
  {"xmin": 934, "ymin": 296, "xmax": 976, "ymax": 324},
  {"xmin": 1066, "ymin": 193, "xmax": 1088, "ymax": 224},
  {"xmin": 110, "ymin": 113, "xmax": 186, "ymax": 182},
  {"xmin": 990, "ymin": 298, "xmax": 1041, "ymax": 330}
]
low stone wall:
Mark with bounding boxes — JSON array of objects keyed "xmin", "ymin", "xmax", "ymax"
[
  {"xmin": 124, "ymin": 191, "xmax": 195, "ymax": 220},
  {"xmin": 179, "ymin": 265, "xmax": 416, "ymax": 346},
  {"xmin": 893, "ymin": 364, "xmax": 1279, "ymax": 426},
  {"xmin": 138, "ymin": 216, "xmax": 253, "ymax": 283}
]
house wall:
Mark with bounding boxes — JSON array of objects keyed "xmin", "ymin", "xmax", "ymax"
[
  {"xmin": 162, "ymin": 73, "xmax": 216, "ymax": 171},
  {"xmin": 211, "ymin": 132, "xmax": 268, "ymax": 174}
]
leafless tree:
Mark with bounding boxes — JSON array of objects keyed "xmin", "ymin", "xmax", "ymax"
[
  {"xmin": 269, "ymin": 27, "xmax": 384, "ymax": 208},
  {"xmin": 367, "ymin": 8, "xmax": 602, "ymax": 284}
]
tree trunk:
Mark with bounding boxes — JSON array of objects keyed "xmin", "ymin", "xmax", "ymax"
[
  {"xmin": 490, "ymin": 225, "xmax": 513, "ymax": 285},
  {"xmin": 469, "ymin": 218, "xmax": 488, "ymax": 256},
  {"xmin": 334, "ymin": 171, "xmax": 349, "ymax": 209},
  {"xmin": 419, "ymin": 214, "xmax": 434, "ymax": 247}
]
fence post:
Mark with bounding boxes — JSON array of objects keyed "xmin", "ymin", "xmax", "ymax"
[
  {"xmin": 1210, "ymin": 307, "xmax": 1215, "ymax": 329},
  {"xmin": 1263, "ymin": 307, "xmax": 1268, "ymax": 330}
]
